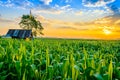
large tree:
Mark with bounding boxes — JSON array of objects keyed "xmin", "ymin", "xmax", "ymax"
[{"xmin": 19, "ymin": 12, "xmax": 44, "ymax": 37}]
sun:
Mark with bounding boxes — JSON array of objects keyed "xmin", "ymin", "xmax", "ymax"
[{"xmin": 103, "ymin": 29, "xmax": 112, "ymax": 35}]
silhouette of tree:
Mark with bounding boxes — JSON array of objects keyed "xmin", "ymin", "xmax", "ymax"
[{"xmin": 19, "ymin": 10, "xmax": 44, "ymax": 37}]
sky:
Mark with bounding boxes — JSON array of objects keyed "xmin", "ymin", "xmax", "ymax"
[{"xmin": 0, "ymin": 0, "xmax": 120, "ymax": 39}]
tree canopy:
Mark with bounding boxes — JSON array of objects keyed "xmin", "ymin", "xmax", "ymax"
[{"xmin": 19, "ymin": 13, "xmax": 44, "ymax": 37}]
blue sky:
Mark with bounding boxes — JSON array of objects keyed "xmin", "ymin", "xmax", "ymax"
[
  {"xmin": 0, "ymin": 0, "xmax": 120, "ymax": 39},
  {"xmin": 0, "ymin": 0, "xmax": 119, "ymax": 20}
]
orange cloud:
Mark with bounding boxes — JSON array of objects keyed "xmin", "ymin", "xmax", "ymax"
[{"xmin": 0, "ymin": 13, "xmax": 120, "ymax": 39}]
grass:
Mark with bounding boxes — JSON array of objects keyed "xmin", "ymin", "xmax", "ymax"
[{"xmin": 0, "ymin": 38, "xmax": 120, "ymax": 80}]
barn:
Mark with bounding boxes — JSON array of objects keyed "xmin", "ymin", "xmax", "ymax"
[{"xmin": 6, "ymin": 29, "xmax": 33, "ymax": 39}]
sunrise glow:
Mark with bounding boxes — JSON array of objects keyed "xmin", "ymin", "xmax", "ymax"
[
  {"xmin": 0, "ymin": 0, "xmax": 120, "ymax": 39},
  {"xmin": 103, "ymin": 29, "xmax": 112, "ymax": 35}
]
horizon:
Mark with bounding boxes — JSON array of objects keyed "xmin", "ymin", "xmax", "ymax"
[{"xmin": 0, "ymin": 0, "xmax": 120, "ymax": 40}]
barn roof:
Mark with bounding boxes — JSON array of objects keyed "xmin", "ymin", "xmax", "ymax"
[{"xmin": 6, "ymin": 29, "xmax": 32, "ymax": 38}]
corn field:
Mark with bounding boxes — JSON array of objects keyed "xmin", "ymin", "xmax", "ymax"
[{"xmin": 0, "ymin": 38, "xmax": 120, "ymax": 80}]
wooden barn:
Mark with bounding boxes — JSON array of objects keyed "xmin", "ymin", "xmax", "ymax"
[{"xmin": 6, "ymin": 29, "xmax": 33, "ymax": 39}]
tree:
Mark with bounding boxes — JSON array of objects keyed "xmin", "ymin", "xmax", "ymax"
[{"xmin": 19, "ymin": 11, "xmax": 44, "ymax": 37}]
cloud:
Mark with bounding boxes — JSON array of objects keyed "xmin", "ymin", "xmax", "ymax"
[
  {"xmin": 33, "ymin": 8, "xmax": 63, "ymax": 15},
  {"xmin": 33, "ymin": 4, "xmax": 72, "ymax": 15},
  {"xmin": 0, "ymin": 0, "xmax": 73, "ymax": 13},
  {"xmin": 75, "ymin": 11, "xmax": 83, "ymax": 15},
  {"xmin": 35, "ymin": 14, "xmax": 98, "ymax": 30},
  {"xmin": 0, "ymin": 17, "xmax": 20, "ymax": 34},
  {"xmin": 65, "ymin": 0, "xmax": 72, "ymax": 3},
  {"xmin": 76, "ymin": 9, "xmax": 107, "ymax": 15},
  {"xmin": 57, "ymin": 26, "xmax": 91, "ymax": 31},
  {"xmin": 75, "ymin": 8, "xmax": 113, "ymax": 22},
  {"xmin": 99, "ymin": 26, "xmax": 114, "ymax": 30},
  {"xmin": 82, "ymin": 0, "xmax": 115, "ymax": 7},
  {"xmin": 0, "ymin": 0, "xmax": 34, "ymax": 9},
  {"xmin": 0, "ymin": 17, "xmax": 13, "ymax": 23},
  {"xmin": 114, "ymin": 30, "xmax": 120, "ymax": 32},
  {"xmin": 94, "ymin": 17, "xmax": 112, "ymax": 24},
  {"xmin": 40, "ymin": 0, "xmax": 52, "ymax": 5},
  {"xmin": 0, "ymin": 0, "xmax": 14, "ymax": 7},
  {"xmin": 60, "ymin": 5, "xmax": 70, "ymax": 10},
  {"xmin": 34, "ymin": 10, "xmax": 119, "ymax": 31},
  {"xmin": 91, "ymin": 13, "xmax": 120, "ymax": 30},
  {"xmin": 115, "ymin": 20, "xmax": 120, "ymax": 25},
  {"xmin": 56, "ymin": 26, "xmax": 78, "ymax": 30},
  {"xmin": 109, "ymin": 5, "xmax": 120, "ymax": 15}
]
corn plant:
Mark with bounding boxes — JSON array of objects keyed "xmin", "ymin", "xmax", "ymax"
[{"xmin": 0, "ymin": 38, "xmax": 120, "ymax": 80}]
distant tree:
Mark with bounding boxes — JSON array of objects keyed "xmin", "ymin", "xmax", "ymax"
[{"xmin": 19, "ymin": 11, "xmax": 44, "ymax": 37}]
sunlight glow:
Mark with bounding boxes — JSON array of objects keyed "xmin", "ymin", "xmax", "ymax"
[{"xmin": 103, "ymin": 29, "xmax": 112, "ymax": 35}]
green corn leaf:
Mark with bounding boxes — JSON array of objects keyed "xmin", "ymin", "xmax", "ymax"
[
  {"xmin": 108, "ymin": 59, "xmax": 113, "ymax": 80},
  {"xmin": 0, "ymin": 62, "xmax": 4, "ymax": 69},
  {"xmin": 30, "ymin": 64, "xmax": 36, "ymax": 71},
  {"xmin": 94, "ymin": 73, "xmax": 104, "ymax": 80},
  {"xmin": 22, "ymin": 71, "xmax": 26, "ymax": 80}
]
